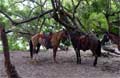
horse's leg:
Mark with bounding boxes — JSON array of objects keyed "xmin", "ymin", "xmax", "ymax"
[
  {"xmin": 93, "ymin": 55, "xmax": 98, "ymax": 66},
  {"xmin": 36, "ymin": 43, "xmax": 41, "ymax": 54},
  {"xmin": 53, "ymin": 47, "xmax": 58, "ymax": 63},
  {"xmin": 75, "ymin": 48, "xmax": 81, "ymax": 64},
  {"xmin": 33, "ymin": 48, "xmax": 37, "ymax": 60},
  {"xmin": 92, "ymin": 50, "xmax": 99, "ymax": 66},
  {"xmin": 71, "ymin": 43, "xmax": 81, "ymax": 64},
  {"xmin": 29, "ymin": 40, "xmax": 33, "ymax": 59},
  {"xmin": 93, "ymin": 41, "xmax": 101, "ymax": 66},
  {"xmin": 92, "ymin": 52, "xmax": 95, "ymax": 56},
  {"xmin": 29, "ymin": 40, "xmax": 37, "ymax": 60},
  {"xmin": 29, "ymin": 47, "xmax": 38, "ymax": 64},
  {"xmin": 34, "ymin": 43, "xmax": 41, "ymax": 60},
  {"xmin": 118, "ymin": 44, "xmax": 120, "ymax": 51}
]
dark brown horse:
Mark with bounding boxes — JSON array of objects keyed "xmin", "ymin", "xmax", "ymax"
[
  {"xmin": 101, "ymin": 32, "xmax": 120, "ymax": 51},
  {"xmin": 29, "ymin": 29, "xmax": 68, "ymax": 63},
  {"xmin": 69, "ymin": 32, "xmax": 101, "ymax": 66}
]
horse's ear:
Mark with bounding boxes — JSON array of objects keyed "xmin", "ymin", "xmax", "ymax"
[
  {"xmin": 62, "ymin": 28, "xmax": 65, "ymax": 31},
  {"xmin": 105, "ymin": 31, "xmax": 109, "ymax": 35},
  {"xmin": 63, "ymin": 28, "xmax": 68, "ymax": 32}
]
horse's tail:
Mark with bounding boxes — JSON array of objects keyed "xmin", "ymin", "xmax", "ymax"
[
  {"xmin": 97, "ymin": 40, "xmax": 101, "ymax": 57},
  {"xmin": 29, "ymin": 40, "xmax": 33, "ymax": 58}
]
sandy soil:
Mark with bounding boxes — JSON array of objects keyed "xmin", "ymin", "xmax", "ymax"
[{"xmin": 0, "ymin": 48, "xmax": 120, "ymax": 78}]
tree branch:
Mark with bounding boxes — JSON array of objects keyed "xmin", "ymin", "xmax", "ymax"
[
  {"xmin": 51, "ymin": 0, "xmax": 83, "ymax": 33},
  {"xmin": 72, "ymin": 0, "xmax": 82, "ymax": 18},
  {"xmin": 5, "ymin": 30, "xmax": 32, "ymax": 35},
  {"xmin": 103, "ymin": 46, "xmax": 120, "ymax": 55},
  {"xmin": 0, "ymin": 9, "xmax": 54, "ymax": 26},
  {"xmin": 0, "ymin": 10, "xmax": 15, "ymax": 24},
  {"xmin": 109, "ymin": 10, "xmax": 120, "ymax": 16},
  {"xmin": 39, "ymin": 18, "xmax": 46, "ymax": 32}
]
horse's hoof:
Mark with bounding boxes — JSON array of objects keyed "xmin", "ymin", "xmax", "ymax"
[
  {"xmin": 29, "ymin": 60, "xmax": 39, "ymax": 64},
  {"xmin": 54, "ymin": 60, "xmax": 59, "ymax": 64},
  {"xmin": 29, "ymin": 60, "xmax": 34, "ymax": 64},
  {"xmin": 93, "ymin": 63, "xmax": 97, "ymax": 67},
  {"xmin": 77, "ymin": 61, "xmax": 81, "ymax": 64}
]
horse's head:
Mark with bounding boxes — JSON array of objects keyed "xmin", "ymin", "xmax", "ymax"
[
  {"xmin": 60, "ymin": 29, "xmax": 70, "ymax": 47},
  {"xmin": 61, "ymin": 29, "xmax": 69, "ymax": 40},
  {"xmin": 101, "ymin": 32, "xmax": 110, "ymax": 45}
]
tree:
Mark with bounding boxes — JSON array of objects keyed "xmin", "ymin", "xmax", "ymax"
[
  {"xmin": 0, "ymin": 25, "xmax": 20, "ymax": 78},
  {"xmin": 0, "ymin": 0, "xmax": 119, "ymax": 77}
]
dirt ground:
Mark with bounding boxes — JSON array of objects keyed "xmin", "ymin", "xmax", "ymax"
[{"xmin": 0, "ymin": 47, "xmax": 120, "ymax": 78}]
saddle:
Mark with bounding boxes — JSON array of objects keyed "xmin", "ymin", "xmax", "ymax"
[
  {"xmin": 43, "ymin": 32, "xmax": 53, "ymax": 49},
  {"xmin": 79, "ymin": 35, "xmax": 89, "ymax": 51}
]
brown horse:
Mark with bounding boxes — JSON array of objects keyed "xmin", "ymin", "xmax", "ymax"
[
  {"xmin": 101, "ymin": 32, "xmax": 120, "ymax": 51},
  {"xmin": 69, "ymin": 32, "xmax": 101, "ymax": 66},
  {"xmin": 29, "ymin": 29, "xmax": 68, "ymax": 63}
]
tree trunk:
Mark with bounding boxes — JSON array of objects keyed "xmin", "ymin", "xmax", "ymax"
[
  {"xmin": 0, "ymin": 26, "xmax": 20, "ymax": 78},
  {"xmin": 51, "ymin": 0, "xmax": 84, "ymax": 34}
]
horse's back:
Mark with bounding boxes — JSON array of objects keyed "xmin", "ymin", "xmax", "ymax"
[
  {"xmin": 75, "ymin": 32, "xmax": 99, "ymax": 51},
  {"xmin": 87, "ymin": 32, "xmax": 100, "ymax": 50},
  {"xmin": 51, "ymin": 31, "xmax": 62, "ymax": 46},
  {"xmin": 110, "ymin": 33, "xmax": 120, "ymax": 44},
  {"xmin": 31, "ymin": 33, "xmax": 42, "ymax": 46}
]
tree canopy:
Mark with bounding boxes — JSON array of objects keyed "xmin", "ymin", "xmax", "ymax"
[
  {"xmin": 0, "ymin": 0, "xmax": 120, "ymax": 78},
  {"xmin": 0, "ymin": 0, "xmax": 120, "ymax": 50}
]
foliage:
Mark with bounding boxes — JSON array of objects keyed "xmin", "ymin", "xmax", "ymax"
[{"xmin": 0, "ymin": 0, "xmax": 119, "ymax": 51}]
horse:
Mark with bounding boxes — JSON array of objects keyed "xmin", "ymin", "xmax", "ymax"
[
  {"xmin": 29, "ymin": 29, "xmax": 69, "ymax": 63},
  {"xmin": 69, "ymin": 32, "xmax": 101, "ymax": 66},
  {"xmin": 101, "ymin": 32, "xmax": 120, "ymax": 51}
]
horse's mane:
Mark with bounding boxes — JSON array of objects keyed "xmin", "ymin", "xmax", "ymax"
[
  {"xmin": 109, "ymin": 32, "xmax": 119, "ymax": 37},
  {"xmin": 86, "ymin": 32, "xmax": 99, "ymax": 41}
]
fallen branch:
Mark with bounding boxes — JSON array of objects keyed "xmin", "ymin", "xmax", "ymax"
[{"xmin": 103, "ymin": 46, "xmax": 120, "ymax": 55}]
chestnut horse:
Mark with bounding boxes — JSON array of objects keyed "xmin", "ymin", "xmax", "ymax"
[
  {"xmin": 29, "ymin": 29, "xmax": 68, "ymax": 63},
  {"xmin": 69, "ymin": 32, "xmax": 101, "ymax": 66},
  {"xmin": 101, "ymin": 32, "xmax": 120, "ymax": 51}
]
